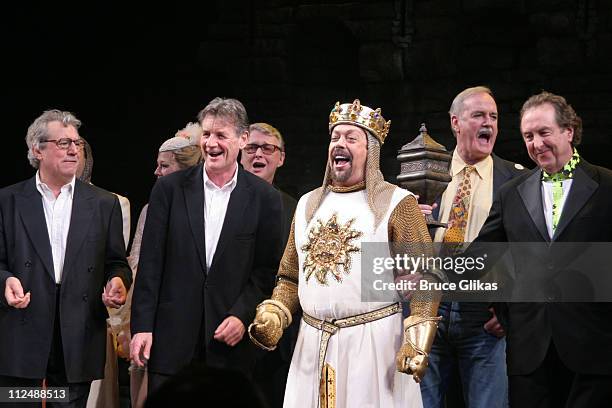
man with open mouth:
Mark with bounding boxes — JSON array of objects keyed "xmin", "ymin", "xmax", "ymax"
[
  {"xmin": 242, "ymin": 122, "xmax": 298, "ymax": 408},
  {"xmin": 418, "ymin": 86, "xmax": 525, "ymax": 408},
  {"xmin": 130, "ymin": 98, "xmax": 284, "ymax": 398},
  {"xmin": 249, "ymin": 99, "xmax": 441, "ymax": 407}
]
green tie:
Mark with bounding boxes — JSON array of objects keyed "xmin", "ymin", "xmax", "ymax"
[{"xmin": 541, "ymin": 149, "xmax": 580, "ymax": 233}]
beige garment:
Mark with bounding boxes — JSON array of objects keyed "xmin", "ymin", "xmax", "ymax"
[
  {"xmin": 116, "ymin": 194, "xmax": 131, "ymax": 249},
  {"xmin": 87, "ymin": 194, "xmax": 131, "ymax": 408},
  {"xmin": 86, "ymin": 329, "xmax": 119, "ymax": 408},
  {"xmin": 434, "ymin": 151, "xmax": 493, "ymax": 243},
  {"xmin": 130, "ymin": 366, "xmax": 148, "ymax": 408},
  {"xmin": 127, "ymin": 205, "xmax": 149, "ymax": 408},
  {"xmin": 128, "ymin": 204, "xmax": 148, "ymax": 271}
]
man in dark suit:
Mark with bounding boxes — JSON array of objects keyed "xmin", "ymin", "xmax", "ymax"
[
  {"xmin": 241, "ymin": 122, "xmax": 297, "ymax": 247},
  {"xmin": 130, "ymin": 98, "xmax": 283, "ymax": 396},
  {"xmin": 418, "ymin": 86, "xmax": 525, "ymax": 408},
  {"xmin": 241, "ymin": 122, "xmax": 297, "ymax": 408},
  {"xmin": 467, "ymin": 91, "xmax": 612, "ymax": 407},
  {"xmin": 0, "ymin": 109, "xmax": 132, "ymax": 407}
]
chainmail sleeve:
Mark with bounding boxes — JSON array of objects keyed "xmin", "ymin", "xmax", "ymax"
[
  {"xmin": 270, "ymin": 217, "xmax": 301, "ymax": 315},
  {"xmin": 388, "ymin": 194, "xmax": 435, "ymax": 273},
  {"xmin": 388, "ymin": 193, "xmax": 440, "ymax": 310}
]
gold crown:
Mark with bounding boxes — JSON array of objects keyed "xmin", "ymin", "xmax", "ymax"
[{"xmin": 328, "ymin": 99, "xmax": 391, "ymax": 144}]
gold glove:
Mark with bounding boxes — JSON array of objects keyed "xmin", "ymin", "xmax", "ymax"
[
  {"xmin": 396, "ymin": 315, "xmax": 441, "ymax": 382},
  {"xmin": 248, "ymin": 300, "xmax": 292, "ymax": 351}
]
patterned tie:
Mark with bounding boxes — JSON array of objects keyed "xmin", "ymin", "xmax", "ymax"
[
  {"xmin": 541, "ymin": 149, "xmax": 580, "ymax": 233},
  {"xmin": 443, "ymin": 165, "xmax": 475, "ymax": 245}
]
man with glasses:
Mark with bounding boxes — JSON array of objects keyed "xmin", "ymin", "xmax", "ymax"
[
  {"xmin": 241, "ymin": 123, "xmax": 297, "ymax": 408},
  {"xmin": 241, "ymin": 123, "xmax": 297, "ymax": 246},
  {"xmin": 0, "ymin": 109, "xmax": 131, "ymax": 407}
]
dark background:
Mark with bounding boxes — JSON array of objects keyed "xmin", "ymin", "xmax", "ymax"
[{"xmin": 4, "ymin": 1, "xmax": 612, "ymax": 245}]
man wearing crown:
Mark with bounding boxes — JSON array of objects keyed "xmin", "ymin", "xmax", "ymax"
[{"xmin": 249, "ymin": 99, "xmax": 440, "ymax": 407}]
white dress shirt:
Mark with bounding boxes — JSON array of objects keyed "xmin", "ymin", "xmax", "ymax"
[
  {"xmin": 36, "ymin": 172, "xmax": 75, "ymax": 283},
  {"xmin": 541, "ymin": 177, "xmax": 573, "ymax": 238},
  {"xmin": 203, "ymin": 165, "xmax": 238, "ymax": 269}
]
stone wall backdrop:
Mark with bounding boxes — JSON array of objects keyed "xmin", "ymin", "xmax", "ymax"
[
  {"xmin": 197, "ymin": 0, "xmax": 612, "ymax": 198},
  {"xmin": 4, "ymin": 1, "xmax": 612, "ymax": 231}
]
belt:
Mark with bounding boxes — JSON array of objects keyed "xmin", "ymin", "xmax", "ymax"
[{"xmin": 302, "ymin": 303, "xmax": 401, "ymax": 406}]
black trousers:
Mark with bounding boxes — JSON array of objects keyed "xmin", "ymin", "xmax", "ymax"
[
  {"xmin": 0, "ymin": 285, "xmax": 91, "ymax": 408},
  {"xmin": 146, "ymin": 309, "xmax": 211, "ymax": 401},
  {"xmin": 509, "ymin": 340, "xmax": 612, "ymax": 408}
]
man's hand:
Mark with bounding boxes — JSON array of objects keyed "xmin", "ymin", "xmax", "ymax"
[
  {"xmin": 249, "ymin": 307, "xmax": 283, "ymax": 350},
  {"xmin": 130, "ymin": 332, "xmax": 153, "ymax": 367},
  {"xmin": 214, "ymin": 316, "xmax": 245, "ymax": 347},
  {"xmin": 396, "ymin": 315, "xmax": 441, "ymax": 383},
  {"xmin": 415, "ymin": 194, "xmax": 438, "ymax": 216},
  {"xmin": 394, "ymin": 273, "xmax": 422, "ymax": 301},
  {"xmin": 484, "ymin": 307, "xmax": 505, "ymax": 338},
  {"xmin": 102, "ymin": 277, "xmax": 127, "ymax": 309},
  {"xmin": 4, "ymin": 277, "xmax": 31, "ymax": 308},
  {"xmin": 396, "ymin": 342, "xmax": 429, "ymax": 383},
  {"xmin": 249, "ymin": 301, "xmax": 289, "ymax": 351}
]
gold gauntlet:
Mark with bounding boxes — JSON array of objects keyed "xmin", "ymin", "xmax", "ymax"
[
  {"xmin": 248, "ymin": 300, "xmax": 292, "ymax": 351},
  {"xmin": 396, "ymin": 314, "xmax": 441, "ymax": 382}
]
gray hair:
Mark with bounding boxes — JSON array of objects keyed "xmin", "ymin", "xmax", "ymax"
[
  {"xmin": 449, "ymin": 86, "xmax": 495, "ymax": 136},
  {"xmin": 26, "ymin": 109, "xmax": 81, "ymax": 169},
  {"xmin": 197, "ymin": 97, "xmax": 249, "ymax": 136}
]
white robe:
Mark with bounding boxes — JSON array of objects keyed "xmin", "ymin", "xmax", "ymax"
[{"xmin": 283, "ymin": 187, "xmax": 423, "ymax": 408}]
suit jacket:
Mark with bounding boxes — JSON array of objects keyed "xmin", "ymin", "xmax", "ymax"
[
  {"xmin": 131, "ymin": 165, "xmax": 283, "ymax": 376},
  {"xmin": 0, "ymin": 177, "xmax": 131, "ymax": 382},
  {"xmin": 472, "ymin": 159, "xmax": 612, "ymax": 375},
  {"xmin": 278, "ymin": 188, "xmax": 297, "ymax": 251}
]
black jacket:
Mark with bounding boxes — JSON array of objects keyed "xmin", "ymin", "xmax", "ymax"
[
  {"xmin": 473, "ymin": 159, "xmax": 612, "ymax": 375},
  {"xmin": 0, "ymin": 177, "xmax": 131, "ymax": 382},
  {"xmin": 131, "ymin": 165, "xmax": 283, "ymax": 375}
]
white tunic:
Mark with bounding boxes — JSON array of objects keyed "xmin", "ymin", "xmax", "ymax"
[{"xmin": 283, "ymin": 187, "xmax": 423, "ymax": 408}]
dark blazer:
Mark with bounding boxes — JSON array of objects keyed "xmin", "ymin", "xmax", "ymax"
[
  {"xmin": 471, "ymin": 159, "xmax": 612, "ymax": 375},
  {"xmin": 0, "ymin": 177, "xmax": 131, "ymax": 382},
  {"xmin": 131, "ymin": 165, "xmax": 283, "ymax": 376},
  {"xmin": 278, "ymin": 188, "xmax": 297, "ymax": 250}
]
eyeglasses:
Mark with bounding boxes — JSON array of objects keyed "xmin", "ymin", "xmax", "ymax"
[
  {"xmin": 243, "ymin": 143, "xmax": 282, "ymax": 155},
  {"xmin": 40, "ymin": 138, "xmax": 86, "ymax": 150}
]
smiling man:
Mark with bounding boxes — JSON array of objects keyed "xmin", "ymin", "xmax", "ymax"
[
  {"xmin": 249, "ymin": 99, "xmax": 440, "ymax": 408},
  {"xmin": 130, "ymin": 98, "xmax": 283, "ymax": 396},
  {"xmin": 0, "ymin": 110, "xmax": 131, "ymax": 407},
  {"xmin": 454, "ymin": 91, "xmax": 612, "ymax": 407}
]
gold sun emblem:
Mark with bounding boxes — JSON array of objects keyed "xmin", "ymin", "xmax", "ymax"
[{"xmin": 301, "ymin": 213, "xmax": 363, "ymax": 285}]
